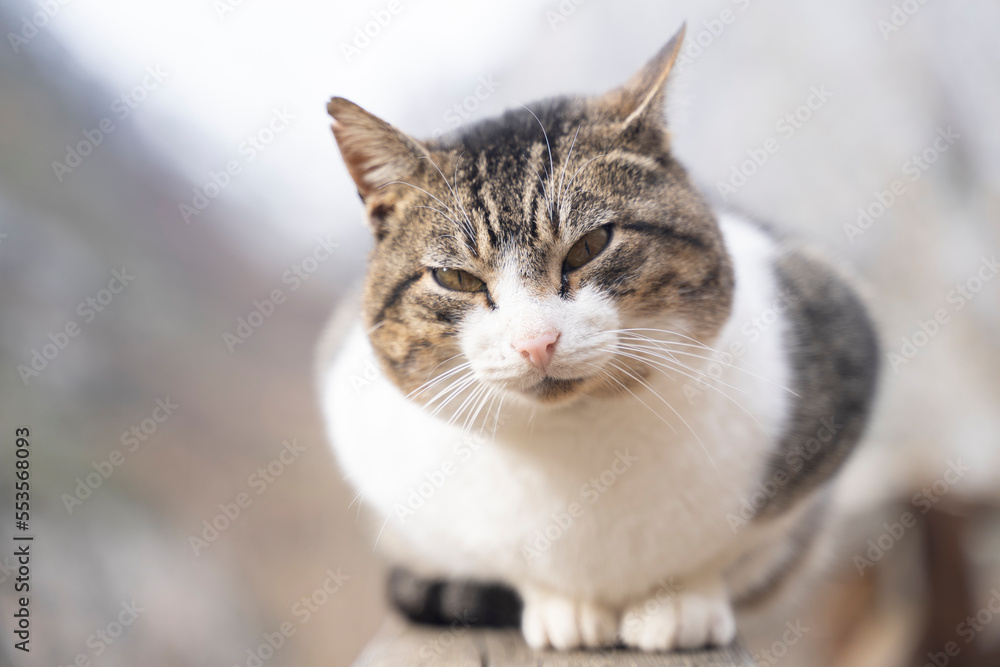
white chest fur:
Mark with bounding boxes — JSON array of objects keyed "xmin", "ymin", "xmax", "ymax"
[{"xmin": 321, "ymin": 213, "xmax": 792, "ymax": 604}]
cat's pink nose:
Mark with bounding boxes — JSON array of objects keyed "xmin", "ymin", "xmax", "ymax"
[{"xmin": 513, "ymin": 332, "xmax": 560, "ymax": 372}]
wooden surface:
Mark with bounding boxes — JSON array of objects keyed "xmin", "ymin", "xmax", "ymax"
[{"xmin": 353, "ymin": 616, "xmax": 758, "ymax": 666}]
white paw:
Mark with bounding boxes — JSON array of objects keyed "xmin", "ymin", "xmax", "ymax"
[
  {"xmin": 620, "ymin": 580, "xmax": 736, "ymax": 652},
  {"xmin": 521, "ymin": 589, "xmax": 618, "ymax": 650}
]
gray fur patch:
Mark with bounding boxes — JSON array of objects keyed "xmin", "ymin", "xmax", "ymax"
[{"xmin": 753, "ymin": 246, "xmax": 879, "ymax": 519}]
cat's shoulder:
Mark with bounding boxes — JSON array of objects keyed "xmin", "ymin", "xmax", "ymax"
[{"xmin": 712, "ymin": 207, "xmax": 877, "ymax": 325}]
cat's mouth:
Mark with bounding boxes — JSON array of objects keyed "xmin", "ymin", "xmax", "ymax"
[{"xmin": 517, "ymin": 376, "xmax": 588, "ymax": 402}]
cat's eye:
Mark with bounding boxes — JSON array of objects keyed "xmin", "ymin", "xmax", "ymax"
[
  {"xmin": 432, "ymin": 267, "xmax": 486, "ymax": 292},
  {"xmin": 564, "ymin": 226, "xmax": 611, "ymax": 270}
]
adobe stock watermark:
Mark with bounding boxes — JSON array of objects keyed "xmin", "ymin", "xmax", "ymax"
[
  {"xmin": 62, "ymin": 397, "xmax": 179, "ymax": 514},
  {"xmin": 684, "ymin": 287, "xmax": 800, "ymax": 406},
  {"xmin": 545, "ymin": 0, "xmax": 589, "ymax": 31},
  {"xmin": 7, "ymin": 0, "xmax": 73, "ymax": 54},
  {"xmin": 716, "ymin": 84, "xmax": 833, "ymax": 201},
  {"xmin": 521, "ymin": 449, "xmax": 638, "ymax": 562},
  {"xmin": 727, "ymin": 416, "xmax": 842, "ymax": 534},
  {"xmin": 888, "ymin": 254, "xmax": 998, "ymax": 373},
  {"xmin": 214, "ymin": 0, "xmax": 249, "ymax": 20},
  {"xmin": 51, "ymin": 66, "xmax": 168, "ymax": 183},
  {"xmin": 349, "ymin": 360, "xmax": 382, "ymax": 393},
  {"xmin": 56, "ymin": 599, "xmax": 145, "ymax": 667},
  {"xmin": 674, "ymin": 0, "xmax": 755, "ymax": 71},
  {"xmin": 179, "ymin": 107, "xmax": 295, "ymax": 224},
  {"xmin": 222, "ymin": 234, "xmax": 338, "ymax": 353},
  {"xmin": 877, "ymin": 0, "xmax": 932, "ymax": 41},
  {"xmin": 853, "ymin": 458, "xmax": 969, "ymax": 575},
  {"xmin": 234, "ymin": 567, "xmax": 350, "ymax": 667},
  {"xmin": 752, "ymin": 619, "xmax": 810, "ymax": 665},
  {"xmin": 17, "ymin": 267, "xmax": 135, "ymax": 385},
  {"xmin": 920, "ymin": 588, "xmax": 1000, "ymax": 667},
  {"xmin": 340, "ymin": 0, "xmax": 402, "ymax": 63},
  {"xmin": 413, "ymin": 610, "xmax": 477, "ymax": 662},
  {"xmin": 189, "ymin": 438, "xmax": 306, "ymax": 557},
  {"xmin": 391, "ymin": 432, "xmax": 492, "ymax": 524},
  {"xmin": 844, "ymin": 126, "xmax": 960, "ymax": 243},
  {"xmin": 428, "ymin": 76, "xmax": 501, "ymax": 139},
  {"xmin": 0, "ymin": 555, "xmax": 18, "ymax": 586},
  {"xmin": 620, "ymin": 578, "xmax": 682, "ymax": 636}
]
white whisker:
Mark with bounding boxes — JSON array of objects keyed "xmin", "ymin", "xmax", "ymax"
[
  {"xmin": 520, "ymin": 104, "xmax": 555, "ymax": 183},
  {"xmin": 562, "ymin": 152, "xmax": 609, "ymax": 212},
  {"xmin": 610, "ymin": 344, "xmax": 775, "ymax": 445},
  {"xmin": 556, "ymin": 125, "xmax": 582, "ymax": 214},
  {"xmin": 521, "ymin": 155, "xmax": 554, "ymax": 219},
  {"xmin": 406, "ymin": 361, "xmax": 472, "ymax": 401},
  {"xmin": 608, "ymin": 330, "xmax": 800, "ymax": 397},
  {"xmin": 418, "ymin": 154, "xmax": 477, "ymax": 244},
  {"xmin": 621, "ymin": 338, "xmax": 799, "ymax": 397},
  {"xmin": 606, "ymin": 359, "xmax": 719, "ymax": 472},
  {"xmin": 446, "ymin": 382, "xmax": 488, "ymax": 430},
  {"xmin": 372, "ymin": 512, "xmax": 393, "ymax": 551},
  {"xmin": 426, "ymin": 372, "xmax": 477, "ymax": 417}
]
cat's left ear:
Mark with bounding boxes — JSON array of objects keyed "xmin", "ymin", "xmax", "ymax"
[{"xmin": 595, "ymin": 24, "xmax": 685, "ymax": 131}]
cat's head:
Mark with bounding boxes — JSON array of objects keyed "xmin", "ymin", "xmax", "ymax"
[{"xmin": 329, "ymin": 27, "xmax": 733, "ymax": 412}]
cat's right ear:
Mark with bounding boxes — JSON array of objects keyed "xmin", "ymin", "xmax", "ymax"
[
  {"xmin": 328, "ymin": 97, "xmax": 428, "ymax": 236},
  {"xmin": 593, "ymin": 25, "xmax": 685, "ymax": 132}
]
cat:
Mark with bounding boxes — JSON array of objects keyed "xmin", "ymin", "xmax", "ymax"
[{"xmin": 317, "ymin": 25, "xmax": 879, "ymax": 652}]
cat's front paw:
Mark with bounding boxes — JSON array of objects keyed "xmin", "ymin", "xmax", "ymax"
[
  {"xmin": 620, "ymin": 579, "xmax": 736, "ymax": 652},
  {"xmin": 521, "ymin": 587, "xmax": 618, "ymax": 650}
]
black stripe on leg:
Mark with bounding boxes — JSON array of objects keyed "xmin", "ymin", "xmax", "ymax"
[{"xmin": 388, "ymin": 568, "xmax": 522, "ymax": 628}]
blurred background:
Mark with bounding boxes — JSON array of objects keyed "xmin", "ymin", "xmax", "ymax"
[{"xmin": 0, "ymin": 0, "xmax": 997, "ymax": 665}]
